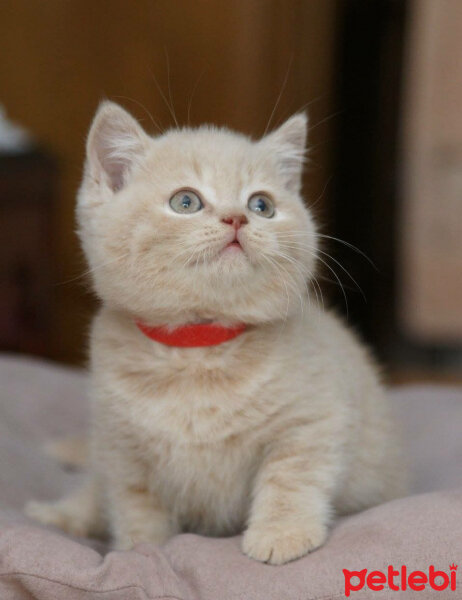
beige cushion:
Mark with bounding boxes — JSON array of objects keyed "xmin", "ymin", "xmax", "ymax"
[{"xmin": 0, "ymin": 354, "xmax": 461, "ymax": 599}]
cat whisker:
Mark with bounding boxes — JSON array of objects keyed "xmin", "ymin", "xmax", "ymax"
[
  {"xmin": 311, "ymin": 246, "xmax": 366, "ymax": 302},
  {"xmin": 277, "ymin": 235, "xmax": 368, "ymax": 295},
  {"xmin": 263, "ymin": 54, "xmax": 293, "ymax": 136},
  {"xmin": 269, "ymin": 249, "xmax": 316, "ymax": 316},
  {"xmin": 316, "ymin": 274, "xmax": 358, "ymax": 294},
  {"xmin": 310, "ymin": 275, "xmax": 325, "ymax": 311},
  {"xmin": 112, "ymin": 95, "xmax": 164, "ymax": 134},
  {"xmin": 315, "ymin": 255, "xmax": 349, "ymax": 318},
  {"xmin": 263, "ymin": 250, "xmax": 309, "ymax": 319},
  {"xmin": 309, "ymin": 175, "xmax": 333, "ymax": 210},
  {"xmin": 148, "ymin": 64, "xmax": 179, "ymax": 129},
  {"xmin": 267, "ymin": 95, "xmax": 333, "ymax": 142},
  {"xmin": 260, "ymin": 253, "xmax": 292, "ymax": 330},
  {"xmin": 276, "ymin": 241, "xmax": 350, "ymax": 317},
  {"xmin": 316, "ymin": 233, "xmax": 377, "ymax": 270},
  {"xmin": 271, "ymin": 249, "xmax": 309, "ymax": 284},
  {"xmin": 187, "ymin": 66, "xmax": 207, "ymax": 126},
  {"xmin": 164, "ymin": 46, "xmax": 179, "ymax": 129},
  {"xmin": 56, "ymin": 253, "xmax": 129, "ymax": 286},
  {"xmin": 307, "ymin": 109, "xmax": 344, "ymax": 134},
  {"xmin": 287, "ymin": 95, "xmax": 325, "ymax": 120}
]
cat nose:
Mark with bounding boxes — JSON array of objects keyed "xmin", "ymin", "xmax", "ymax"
[{"xmin": 222, "ymin": 215, "xmax": 248, "ymax": 230}]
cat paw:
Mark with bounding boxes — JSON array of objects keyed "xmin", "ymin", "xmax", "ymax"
[
  {"xmin": 25, "ymin": 500, "xmax": 90, "ymax": 537},
  {"xmin": 242, "ymin": 521, "xmax": 327, "ymax": 565}
]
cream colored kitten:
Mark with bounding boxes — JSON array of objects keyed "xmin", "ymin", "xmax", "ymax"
[{"xmin": 26, "ymin": 102, "xmax": 405, "ymax": 565}]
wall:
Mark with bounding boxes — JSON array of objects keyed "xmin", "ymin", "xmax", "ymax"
[
  {"xmin": 400, "ymin": 0, "xmax": 462, "ymax": 343},
  {"xmin": 0, "ymin": 0, "xmax": 338, "ymax": 363}
]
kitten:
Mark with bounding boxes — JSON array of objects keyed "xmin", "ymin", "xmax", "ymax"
[{"xmin": 26, "ymin": 102, "xmax": 405, "ymax": 565}]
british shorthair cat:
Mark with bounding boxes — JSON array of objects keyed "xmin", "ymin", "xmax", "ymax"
[{"xmin": 26, "ymin": 102, "xmax": 405, "ymax": 564}]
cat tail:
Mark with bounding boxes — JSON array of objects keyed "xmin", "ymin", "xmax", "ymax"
[{"xmin": 44, "ymin": 434, "xmax": 89, "ymax": 468}]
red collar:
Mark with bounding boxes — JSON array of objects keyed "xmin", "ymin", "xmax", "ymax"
[{"xmin": 136, "ymin": 321, "xmax": 247, "ymax": 347}]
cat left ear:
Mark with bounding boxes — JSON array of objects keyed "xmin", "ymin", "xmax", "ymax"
[
  {"xmin": 262, "ymin": 113, "xmax": 308, "ymax": 193},
  {"xmin": 86, "ymin": 101, "xmax": 149, "ymax": 193}
]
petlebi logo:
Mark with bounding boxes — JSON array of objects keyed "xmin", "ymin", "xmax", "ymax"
[{"xmin": 343, "ymin": 564, "xmax": 458, "ymax": 596}]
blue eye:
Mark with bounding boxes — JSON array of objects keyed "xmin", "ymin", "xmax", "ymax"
[
  {"xmin": 169, "ymin": 190, "xmax": 203, "ymax": 214},
  {"xmin": 248, "ymin": 194, "xmax": 275, "ymax": 218}
]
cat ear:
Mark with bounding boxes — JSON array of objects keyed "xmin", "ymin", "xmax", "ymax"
[
  {"xmin": 86, "ymin": 101, "xmax": 149, "ymax": 193},
  {"xmin": 262, "ymin": 113, "xmax": 308, "ymax": 193}
]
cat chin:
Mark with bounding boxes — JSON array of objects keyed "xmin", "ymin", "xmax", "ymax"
[
  {"xmin": 132, "ymin": 296, "xmax": 299, "ymax": 328},
  {"xmin": 111, "ymin": 290, "xmax": 296, "ymax": 328},
  {"xmin": 217, "ymin": 247, "xmax": 249, "ymax": 267}
]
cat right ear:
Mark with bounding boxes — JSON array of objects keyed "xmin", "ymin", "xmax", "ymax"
[
  {"xmin": 85, "ymin": 101, "xmax": 149, "ymax": 193},
  {"xmin": 261, "ymin": 113, "xmax": 308, "ymax": 193}
]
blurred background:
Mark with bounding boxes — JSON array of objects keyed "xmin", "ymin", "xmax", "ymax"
[{"xmin": 0, "ymin": 0, "xmax": 461, "ymax": 383}]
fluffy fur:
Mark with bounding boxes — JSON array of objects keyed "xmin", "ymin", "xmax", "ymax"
[{"xmin": 26, "ymin": 102, "xmax": 405, "ymax": 565}]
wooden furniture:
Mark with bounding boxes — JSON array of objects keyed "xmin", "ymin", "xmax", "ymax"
[{"xmin": 0, "ymin": 151, "xmax": 56, "ymax": 356}]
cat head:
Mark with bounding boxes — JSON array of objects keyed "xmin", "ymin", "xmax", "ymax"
[{"xmin": 77, "ymin": 101, "xmax": 318, "ymax": 325}]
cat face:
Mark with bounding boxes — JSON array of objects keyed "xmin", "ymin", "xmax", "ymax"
[{"xmin": 77, "ymin": 102, "xmax": 317, "ymax": 325}]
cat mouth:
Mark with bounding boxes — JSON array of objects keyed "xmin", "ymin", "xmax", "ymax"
[{"xmin": 222, "ymin": 234, "xmax": 244, "ymax": 255}]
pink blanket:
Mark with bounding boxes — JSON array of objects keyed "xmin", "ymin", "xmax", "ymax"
[{"xmin": 0, "ymin": 355, "xmax": 461, "ymax": 599}]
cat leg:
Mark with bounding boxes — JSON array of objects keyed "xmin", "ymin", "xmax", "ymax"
[
  {"xmin": 100, "ymin": 443, "xmax": 175, "ymax": 550},
  {"xmin": 25, "ymin": 476, "xmax": 104, "ymax": 538},
  {"xmin": 242, "ymin": 424, "xmax": 339, "ymax": 565},
  {"xmin": 107, "ymin": 481, "xmax": 175, "ymax": 550}
]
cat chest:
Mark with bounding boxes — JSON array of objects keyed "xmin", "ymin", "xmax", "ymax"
[
  {"xmin": 146, "ymin": 435, "xmax": 261, "ymax": 535},
  {"xmin": 114, "ymin": 363, "xmax": 272, "ymax": 444}
]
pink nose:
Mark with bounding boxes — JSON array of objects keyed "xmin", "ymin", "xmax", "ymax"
[{"xmin": 222, "ymin": 215, "xmax": 248, "ymax": 230}]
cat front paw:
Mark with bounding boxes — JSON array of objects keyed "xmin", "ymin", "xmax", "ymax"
[{"xmin": 242, "ymin": 520, "xmax": 327, "ymax": 565}]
